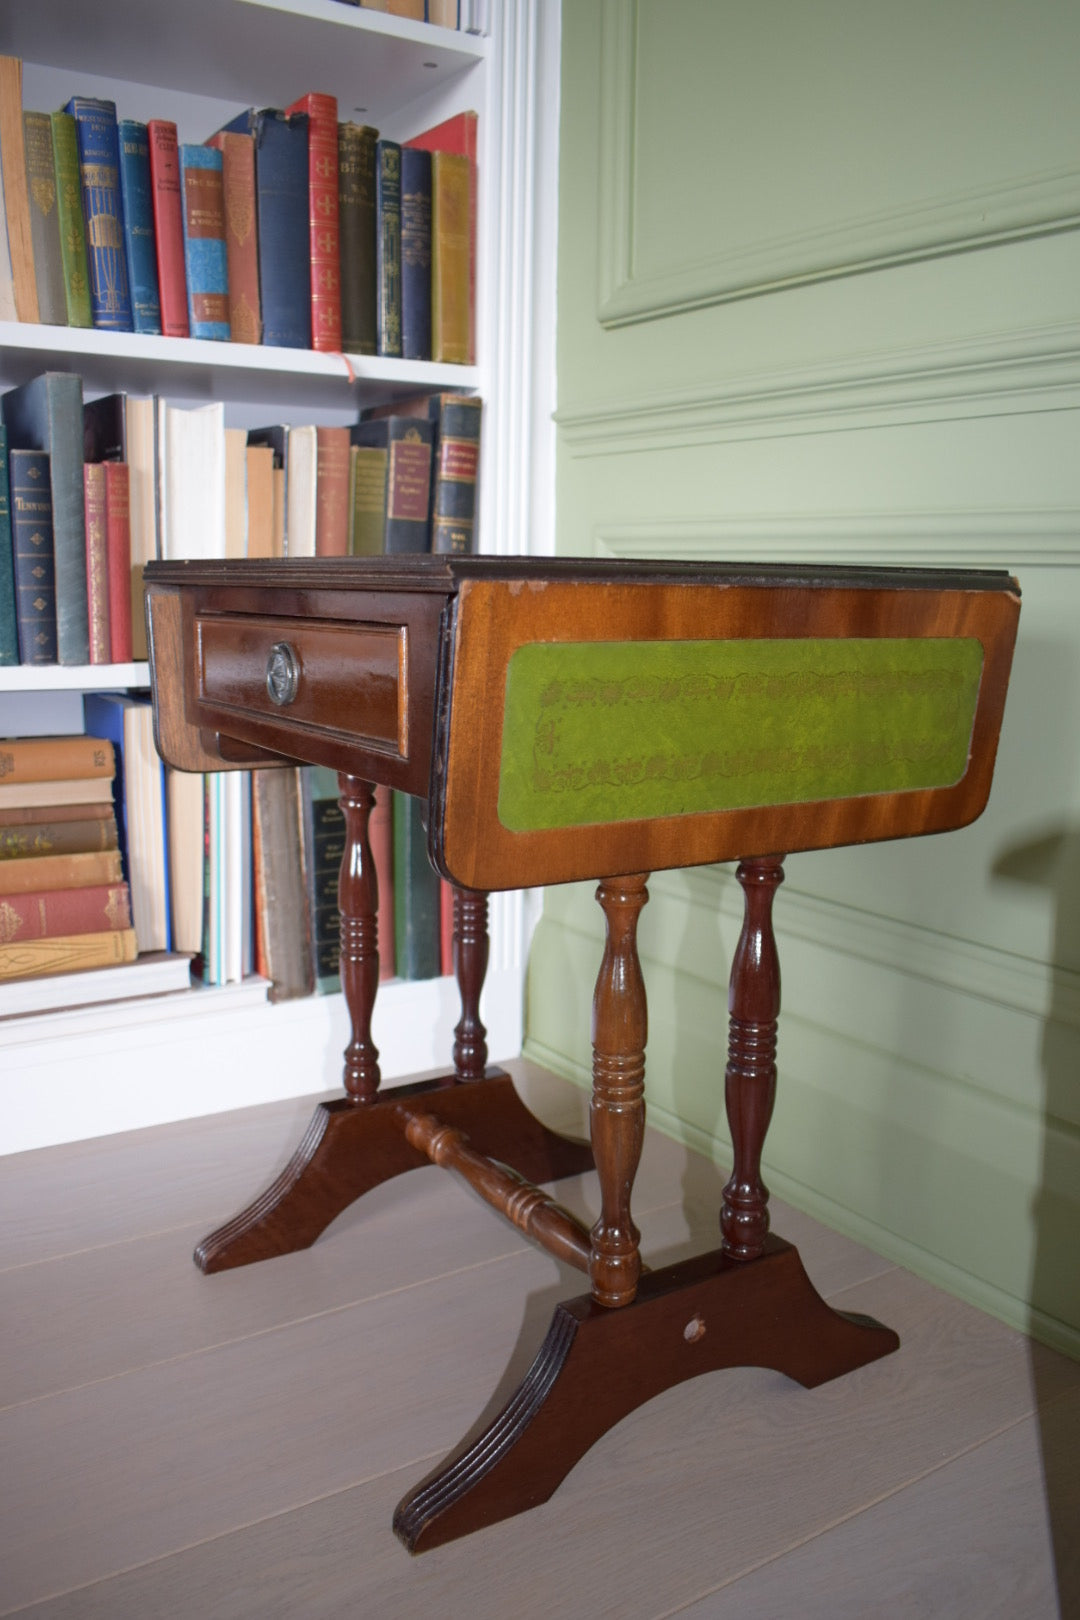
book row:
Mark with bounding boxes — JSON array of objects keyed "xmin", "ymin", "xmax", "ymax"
[
  {"xmin": 0, "ymin": 371, "xmax": 481, "ymax": 667},
  {"xmin": 0, "ymin": 53, "xmax": 477, "ymax": 364},
  {"xmin": 0, "ymin": 726, "xmax": 452, "ymax": 998}
]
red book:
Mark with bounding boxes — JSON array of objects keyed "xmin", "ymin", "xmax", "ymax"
[
  {"xmin": 146, "ymin": 119, "xmax": 190, "ymax": 338},
  {"xmin": 82, "ymin": 464, "xmax": 111, "ymax": 665},
  {"xmin": 406, "ymin": 111, "xmax": 477, "ymax": 365},
  {"xmin": 205, "ymin": 130, "xmax": 261, "ymax": 343},
  {"xmin": 315, "ymin": 426, "xmax": 350, "ymax": 557},
  {"xmin": 0, "ymin": 882, "xmax": 132, "ymax": 940},
  {"xmin": 103, "ymin": 461, "xmax": 132, "ymax": 663},
  {"xmin": 285, "ymin": 93, "xmax": 341, "ymax": 353}
]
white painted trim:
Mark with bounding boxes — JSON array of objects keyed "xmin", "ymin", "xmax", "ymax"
[
  {"xmin": 556, "ymin": 321, "xmax": 1080, "ymax": 453},
  {"xmin": 593, "ymin": 508, "xmax": 1080, "ymax": 569}
]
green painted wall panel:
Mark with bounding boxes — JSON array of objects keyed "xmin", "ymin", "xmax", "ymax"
[{"xmin": 538, "ymin": 0, "xmax": 1080, "ymax": 1354}]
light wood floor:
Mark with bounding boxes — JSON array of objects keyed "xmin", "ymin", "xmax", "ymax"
[{"xmin": 1, "ymin": 1062, "xmax": 1077, "ymax": 1619}]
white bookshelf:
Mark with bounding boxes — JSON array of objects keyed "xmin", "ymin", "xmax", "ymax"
[{"xmin": 0, "ymin": 0, "xmax": 561, "ymax": 1152}]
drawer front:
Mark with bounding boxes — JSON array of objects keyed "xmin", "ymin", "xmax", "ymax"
[{"xmin": 195, "ymin": 614, "xmax": 408, "ymax": 757}]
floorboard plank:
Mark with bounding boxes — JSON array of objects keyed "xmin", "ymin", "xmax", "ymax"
[
  {"xmin": 3, "ymin": 1256, "xmax": 1076, "ymax": 1616},
  {"xmin": 671, "ymin": 1386, "xmax": 1080, "ymax": 1619}
]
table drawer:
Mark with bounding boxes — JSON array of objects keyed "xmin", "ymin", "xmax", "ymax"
[{"xmin": 195, "ymin": 614, "xmax": 408, "ymax": 757}]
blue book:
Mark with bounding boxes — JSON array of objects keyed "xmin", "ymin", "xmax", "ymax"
[
  {"xmin": 8, "ymin": 449, "xmax": 57, "ymax": 665},
  {"xmin": 221, "ymin": 109, "xmax": 310, "ymax": 349},
  {"xmin": 375, "ymin": 140, "xmax": 402, "ymax": 359},
  {"xmin": 0, "ymin": 426, "xmax": 17, "ymax": 666},
  {"xmin": 177, "ymin": 145, "xmax": 230, "ymax": 341},
  {"xmin": 83, "ymin": 693, "xmax": 172, "ymax": 952},
  {"xmin": 64, "ymin": 97, "xmax": 133, "ymax": 333},
  {"xmin": 400, "ymin": 146, "xmax": 431, "ymax": 362},
  {"xmin": 2, "ymin": 372, "xmax": 89, "ymax": 665},
  {"xmin": 117, "ymin": 120, "xmax": 162, "ymax": 335}
]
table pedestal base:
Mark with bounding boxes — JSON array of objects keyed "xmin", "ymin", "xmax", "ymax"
[
  {"xmin": 194, "ymin": 1070, "xmax": 595, "ymax": 1273},
  {"xmin": 394, "ymin": 1233, "xmax": 899, "ymax": 1553}
]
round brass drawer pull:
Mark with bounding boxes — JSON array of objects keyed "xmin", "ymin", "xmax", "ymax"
[{"xmin": 266, "ymin": 641, "xmax": 301, "ymax": 707}]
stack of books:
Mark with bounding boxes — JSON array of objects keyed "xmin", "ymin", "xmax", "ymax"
[
  {"xmin": 0, "ymin": 53, "xmax": 477, "ymax": 367},
  {"xmin": 0, "ymin": 734, "xmax": 136, "ymax": 985},
  {"xmin": 0, "ymin": 377, "xmax": 481, "ymax": 668}
]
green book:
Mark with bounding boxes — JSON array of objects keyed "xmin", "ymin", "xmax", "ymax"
[
  {"xmin": 392, "ymin": 790, "xmax": 440, "ymax": 980},
  {"xmin": 50, "ymin": 110, "xmax": 93, "ymax": 330},
  {"xmin": 349, "ymin": 443, "xmax": 387, "ymax": 556}
]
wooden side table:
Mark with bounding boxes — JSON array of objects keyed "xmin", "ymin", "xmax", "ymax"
[{"xmin": 145, "ymin": 555, "xmax": 1020, "ymax": 1551}]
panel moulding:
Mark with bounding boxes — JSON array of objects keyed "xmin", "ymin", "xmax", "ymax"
[
  {"xmin": 556, "ymin": 321, "xmax": 1080, "ymax": 456},
  {"xmin": 592, "ymin": 509, "xmax": 1080, "ymax": 570},
  {"xmin": 596, "ymin": 0, "xmax": 1080, "ymax": 328}
]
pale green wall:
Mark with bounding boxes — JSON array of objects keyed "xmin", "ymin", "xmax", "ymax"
[{"xmin": 525, "ymin": 0, "xmax": 1080, "ymax": 1357}]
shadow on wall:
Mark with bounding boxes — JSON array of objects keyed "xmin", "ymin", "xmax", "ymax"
[{"xmin": 994, "ymin": 824, "xmax": 1080, "ymax": 1615}]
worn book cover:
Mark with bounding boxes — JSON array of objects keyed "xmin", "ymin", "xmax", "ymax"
[
  {"xmin": 221, "ymin": 109, "xmax": 310, "ymax": 349},
  {"xmin": 374, "ymin": 139, "xmax": 402, "ymax": 358},
  {"xmin": 178, "ymin": 145, "xmax": 230, "ymax": 340},
  {"xmin": 22, "ymin": 111, "xmax": 67, "ymax": 327},
  {"xmin": 8, "ymin": 446, "xmax": 56, "ymax": 664},
  {"xmin": 117, "ymin": 120, "xmax": 162, "ymax": 334},
  {"xmin": 49, "ymin": 111, "xmax": 92, "ymax": 328},
  {"xmin": 146, "ymin": 120, "xmax": 189, "ymax": 337},
  {"xmin": 285, "ymin": 93, "xmax": 341, "ymax": 353},
  {"xmin": 204, "ymin": 130, "xmax": 261, "ymax": 343},
  {"xmin": 338, "ymin": 122, "xmax": 377, "ymax": 355},
  {"xmin": 65, "ymin": 96, "xmax": 133, "ymax": 332}
]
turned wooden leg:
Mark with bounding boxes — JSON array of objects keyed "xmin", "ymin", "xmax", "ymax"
[
  {"xmin": 721, "ymin": 854, "xmax": 784, "ymax": 1261},
  {"xmin": 589, "ymin": 873, "xmax": 649, "ymax": 1308},
  {"xmin": 337, "ymin": 774, "xmax": 380, "ymax": 1104},
  {"xmin": 452, "ymin": 886, "xmax": 489, "ymax": 1080}
]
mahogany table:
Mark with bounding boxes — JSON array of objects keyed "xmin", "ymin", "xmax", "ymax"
[{"xmin": 144, "ymin": 555, "xmax": 1019, "ymax": 1552}]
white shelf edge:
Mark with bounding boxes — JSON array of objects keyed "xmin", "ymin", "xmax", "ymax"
[
  {"xmin": 238, "ymin": 0, "xmax": 490, "ymax": 55},
  {"xmin": 0, "ymin": 322, "xmax": 481, "ymax": 392},
  {"xmin": 0, "ymin": 662, "xmax": 150, "ymax": 693}
]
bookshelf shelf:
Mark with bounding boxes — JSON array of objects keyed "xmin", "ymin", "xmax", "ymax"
[
  {"xmin": 0, "ymin": 663, "xmax": 150, "ymax": 694},
  {"xmin": 2, "ymin": 0, "xmax": 556, "ymax": 1149},
  {"xmin": 5, "ymin": 0, "xmax": 487, "ymax": 127},
  {"xmin": 0, "ymin": 323, "xmax": 483, "ymax": 412}
]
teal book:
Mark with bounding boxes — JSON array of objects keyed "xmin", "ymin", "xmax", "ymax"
[
  {"xmin": 178, "ymin": 145, "xmax": 230, "ymax": 341},
  {"xmin": 2, "ymin": 372, "xmax": 89, "ymax": 665},
  {"xmin": 9, "ymin": 449, "xmax": 57, "ymax": 665},
  {"xmin": 392, "ymin": 790, "xmax": 440, "ymax": 980},
  {"xmin": 0, "ymin": 426, "xmax": 19, "ymax": 664},
  {"xmin": 117, "ymin": 120, "xmax": 162, "ymax": 334},
  {"xmin": 64, "ymin": 96, "xmax": 133, "ymax": 332}
]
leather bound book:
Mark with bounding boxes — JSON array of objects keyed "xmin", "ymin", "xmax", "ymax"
[
  {"xmin": 285, "ymin": 93, "xmax": 341, "ymax": 353},
  {"xmin": 430, "ymin": 150, "xmax": 470, "ymax": 364},
  {"xmin": 0, "ymin": 823, "xmax": 120, "ymax": 863},
  {"xmin": 221, "ymin": 109, "xmax": 311, "ymax": 350},
  {"xmin": 360, "ymin": 387, "xmax": 482, "ymax": 554},
  {"xmin": 349, "ymin": 444, "xmax": 387, "ymax": 556},
  {"xmin": 0, "ymin": 926, "xmax": 137, "ymax": 981},
  {"xmin": 406, "ymin": 110, "xmax": 477, "ymax": 362},
  {"xmin": 82, "ymin": 391, "xmax": 126, "ymax": 464},
  {"xmin": 0, "ymin": 847, "xmax": 121, "ymax": 885},
  {"xmin": 103, "ymin": 461, "xmax": 132, "ymax": 662},
  {"xmin": 0, "ymin": 735, "xmax": 114, "ymax": 782},
  {"xmin": 374, "ymin": 139, "xmax": 402, "ymax": 357},
  {"xmin": 251, "ymin": 767, "xmax": 314, "ymax": 1001},
  {"xmin": 0, "ymin": 881, "xmax": 131, "ymax": 941},
  {"xmin": 116, "ymin": 120, "xmax": 162, "ymax": 334},
  {"xmin": 392, "ymin": 789, "xmax": 440, "ymax": 980},
  {"xmin": 8, "ymin": 447, "xmax": 56, "ymax": 664},
  {"xmin": 82, "ymin": 461, "xmax": 111, "ymax": 664},
  {"xmin": 64, "ymin": 97, "xmax": 133, "ymax": 333},
  {"xmin": 315, "ymin": 426, "xmax": 350, "ymax": 557},
  {"xmin": 2, "ymin": 371, "xmax": 89, "ymax": 664},
  {"xmin": 400, "ymin": 146, "xmax": 431, "ymax": 361},
  {"xmin": 0, "ymin": 425, "xmax": 16, "ymax": 666},
  {"xmin": 204, "ymin": 131, "xmax": 261, "ymax": 343},
  {"xmin": 22, "ymin": 112, "xmax": 67, "ymax": 327},
  {"xmin": 428, "ymin": 393, "xmax": 481, "ymax": 553},
  {"xmin": 0, "ymin": 56, "xmax": 39, "ymax": 323},
  {"xmin": 178, "ymin": 145, "xmax": 230, "ymax": 340},
  {"xmin": 349, "ymin": 416, "xmax": 433, "ymax": 553},
  {"xmin": 146, "ymin": 120, "xmax": 189, "ymax": 337},
  {"xmin": 49, "ymin": 111, "xmax": 92, "ymax": 329},
  {"xmin": 0, "ymin": 800, "xmax": 115, "ymax": 826},
  {"xmin": 338, "ymin": 122, "xmax": 377, "ymax": 355}
]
